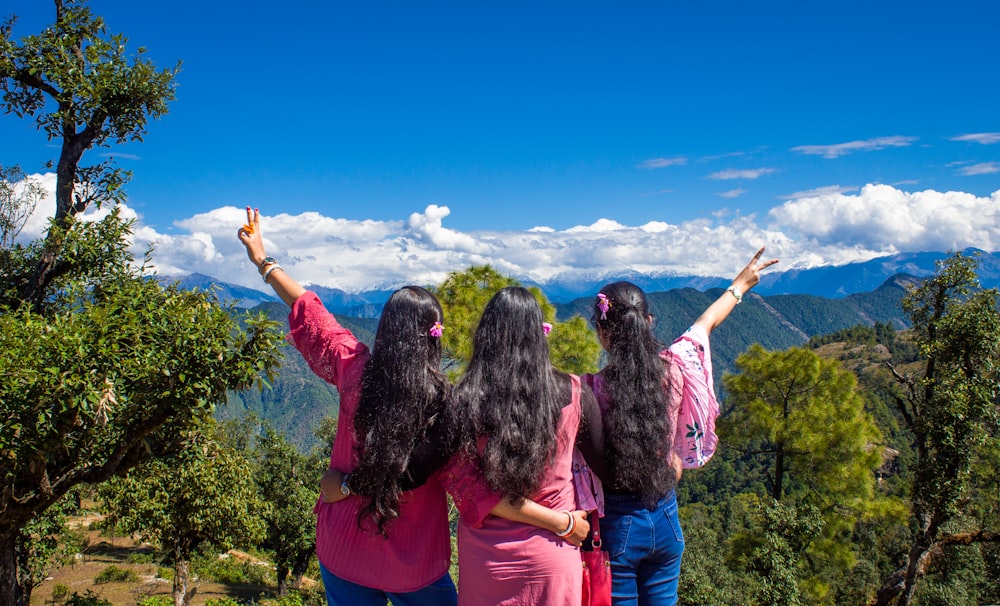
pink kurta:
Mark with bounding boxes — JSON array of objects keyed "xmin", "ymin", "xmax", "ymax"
[
  {"xmin": 287, "ymin": 292, "xmax": 451, "ymax": 592},
  {"xmin": 443, "ymin": 375, "xmax": 584, "ymax": 606}
]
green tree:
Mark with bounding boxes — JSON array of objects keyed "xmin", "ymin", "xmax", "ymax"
[
  {"xmin": 100, "ymin": 425, "xmax": 269, "ymax": 606},
  {"xmin": 722, "ymin": 345, "xmax": 883, "ymax": 505},
  {"xmin": 0, "ymin": 4, "xmax": 281, "ymax": 605},
  {"xmin": 1, "ymin": 0, "xmax": 179, "ymax": 309},
  {"xmin": 727, "ymin": 495, "xmax": 825, "ymax": 606},
  {"xmin": 874, "ymin": 252, "xmax": 1000, "ymax": 606},
  {"xmin": 253, "ymin": 426, "xmax": 323, "ymax": 595},
  {"xmin": 433, "ymin": 265, "xmax": 600, "ymax": 375},
  {"xmin": 721, "ymin": 345, "xmax": 892, "ymax": 600}
]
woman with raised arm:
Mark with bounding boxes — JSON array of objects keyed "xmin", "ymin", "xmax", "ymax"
[
  {"xmin": 587, "ymin": 248, "xmax": 778, "ymax": 606},
  {"xmin": 440, "ymin": 286, "xmax": 606, "ymax": 606},
  {"xmin": 238, "ymin": 207, "xmax": 457, "ymax": 605}
]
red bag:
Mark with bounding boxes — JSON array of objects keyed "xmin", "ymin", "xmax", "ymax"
[{"xmin": 581, "ymin": 516, "xmax": 612, "ymax": 606}]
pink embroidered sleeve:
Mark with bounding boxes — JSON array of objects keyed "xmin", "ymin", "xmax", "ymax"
[
  {"xmin": 286, "ymin": 291, "xmax": 369, "ymax": 386},
  {"xmin": 437, "ymin": 451, "xmax": 503, "ymax": 529}
]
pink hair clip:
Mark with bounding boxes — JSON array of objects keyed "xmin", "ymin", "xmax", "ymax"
[
  {"xmin": 542, "ymin": 322, "xmax": 553, "ymax": 336},
  {"xmin": 429, "ymin": 322, "xmax": 444, "ymax": 338},
  {"xmin": 597, "ymin": 293, "xmax": 611, "ymax": 320}
]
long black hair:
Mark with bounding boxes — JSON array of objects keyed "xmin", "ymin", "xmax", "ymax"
[
  {"xmin": 351, "ymin": 285, "xmax": 449, "ymax": 534},
  {"xmin": 449, "ymin": 286, "xmax": 566, "ymax": 499},
  {"xmin": 593, "ymin": 281, "xmax": 676, "ymax": 504}
]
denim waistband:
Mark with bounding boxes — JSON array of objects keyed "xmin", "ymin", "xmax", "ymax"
[{"xmin": 604, "ymin": 489, "xmax": 676, "ymax": 508}]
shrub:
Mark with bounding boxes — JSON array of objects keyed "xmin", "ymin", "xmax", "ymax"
[
  {"xmin": 126, "ymin": 552, "xmax": 155, "ymax": 564},
  {"xmin": 51, "ymin": 582, "xmax": 71, "ymax": 601},
  {"xmin": 156, "ymin": 565, "xmax": 174, "ymax": 580},
  {"xmin": 194, "ymin": 553, "xmax": 273, "ymax": 586},
  {"xmin": 65, "ymin": 590, "xmax": 113, "ymax": 606},
  {"xmin": 137, "ymin": 596, "xmax": 175, "ymax": 606},
  {"xmin": 93, "ymin": 565, "xmax": 138, "ymax": 584},
  {"xmin": 204, "ymin": 598, "xmax": 243, "ymax": 606}
]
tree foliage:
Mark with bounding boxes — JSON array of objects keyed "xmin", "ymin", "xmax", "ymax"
[
  {"xmin": 251, "ymin": 426, "xmax": 323, "ymax": 596},
  {"xmin": 1, "ymin": 0, "xmax": 180, "ymax": 309},
  {"xmin": 0, "ymin": 3, "xmax": 281, "ymax": 605},
  {"xmin": 99, "ymin": 425, "xmax": 268, "ymax": 606},
  {"xmin": 874, "ymin": 251, "xmax": 1000, "ymax": 605},
  {"xmin": 720, "ymin": 344, "xmax": 895, "ymax": 599},
  {"xmin": 433, "ymin": 265, "xmax": 600, "ymax": 375}
]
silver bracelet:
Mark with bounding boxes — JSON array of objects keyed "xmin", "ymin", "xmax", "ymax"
[
  {"xmin": 555, "ymin": 510, "xmax": 576, "ymax": 538},
  {"xmin": 262, "ymin": 263, "xmax": 284, "ymax": 283}
]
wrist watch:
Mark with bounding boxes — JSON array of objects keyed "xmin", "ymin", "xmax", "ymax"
[
  {"xmin": 340, "ymin": 473, "xmax": 352, "ymax": 497},
  {"xmin": 727, "ymin": 285, "xmax": 743, "ymax": 304}
]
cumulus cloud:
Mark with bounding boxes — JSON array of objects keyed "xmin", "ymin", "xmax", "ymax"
[
  {"xmin": 10, "ymin": 173, "xmax": 1000, "ymax": 293},
  {"xmin": 708, "ymin": 168, "xmax": 775, "ymax": 180},
  {"xmin": 638, "ymin": 157, "xmax": 687, "ymax": 169},
  {"xmin": 769, "ymin": 184, "xmax": 1000, "ymax": 253},
  {"xmin": 792, "ymin": 136, "xmax": 918, "ymax": 159},
  {"xmin": 950, "ymin": 132, "xmax": 1000, "ymax": 144}
]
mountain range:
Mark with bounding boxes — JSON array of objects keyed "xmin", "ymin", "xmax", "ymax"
[{"xmin": 162, "ymin": 249, "xmax": 1000, "ymax": 313}]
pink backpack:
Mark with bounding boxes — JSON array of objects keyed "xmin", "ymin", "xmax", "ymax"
[{"xmin": 667, "ymin": 325, "xmax": 720, "ymax": 469}]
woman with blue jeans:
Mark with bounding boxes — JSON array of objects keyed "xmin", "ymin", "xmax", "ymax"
[{"xmin": 586, "ymin": 248, "xmax": 777, "ymax": 605}]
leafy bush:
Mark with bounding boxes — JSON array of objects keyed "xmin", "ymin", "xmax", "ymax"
[
  {"xmin": 137, "ymin": 596, "xmax": 174, "ymax": 606},
  {"xmin": 205, "ymin": 598, "xmax": 243, "ymax": 606},
  {"xmin": 194, "ymin": 553, "xmax": 274, "ymax": 586},
  {"xmin": 51, "ymin": 582, "xmax": 71, "ymax": 601},
  {"xmin": 156, "ymin": 566, "xmax": 174, "ymax": 580},
  {"xmin": 256, "ymin": 592, "xmax": 305, "ymax": 606},
  {"xmin": 65, "ymin": 590, "xmax": 113, "ymax": 606},
  {"xmin": 93, "ymin": 565, "xmax": 138, "ymax": 584},
  {"xmin": 126, "ymin": 552, "xmax": 155, "ymax": 564}
]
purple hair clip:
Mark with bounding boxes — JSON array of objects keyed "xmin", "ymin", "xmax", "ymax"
[
  {"xmin": 597, "ymin": 293, "xmax": 611, "ymax": 320},
  {"xmin": 429, "ymin": 321, "xmax": 444, "ymax": 338},
  {"xmin": 542, "ymin": 322, "xmax": 553, "ymax": 336}
]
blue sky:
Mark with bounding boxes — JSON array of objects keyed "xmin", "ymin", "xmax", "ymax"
[{"xmin": 3, "ymin": 0, "xmax": 999, "ymax": 293}]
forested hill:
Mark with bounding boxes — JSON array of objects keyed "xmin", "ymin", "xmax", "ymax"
[
  {"xmin": 556, "ymin": 273, "xmax": 915, "ymax": 379},
  {"xmin": 223, "ymin": 274, "xmax": 913, "ymax": 452},
  {"xmin": 218, "ymin": 303, "xmax": 379, "ymax": 451}
]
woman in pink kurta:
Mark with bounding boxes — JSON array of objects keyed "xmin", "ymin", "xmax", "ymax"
[
  {"xmin": 442, "ymin": 286, "xmax": 604, "ymax": 606},
  {"xmin": 238, "ymin": 207, "xmax": 456, "ymax": 606}
]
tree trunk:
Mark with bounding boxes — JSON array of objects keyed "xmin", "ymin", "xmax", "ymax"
[
  {"xmin": 290, "ymin": 555, "xmax": 310, "ymax": 590},
  {"xmin": 0, "ymin": 532, "xmax": 25, "ymax": 606},
  {"xmin": 772, "ymin": 442, "xmax": 785, "ymax": 501},
  {"xmin": 172, "ymin": 545, "xmax": 197, "ymax": 606},
  {"xmin": 276, "ymin": 564, "xmax": 289, "ymax": 596}
]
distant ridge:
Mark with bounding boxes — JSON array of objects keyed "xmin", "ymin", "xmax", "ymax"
[{"xmin": 162, "ymin": 249, "xmax": 999, "ymax": 312}]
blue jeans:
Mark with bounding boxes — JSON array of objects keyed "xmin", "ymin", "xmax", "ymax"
[
  {"xmin": 319, "ymin": 562, "xmax": 457, "ymax": 606},
  {"xmin": 601, "ymin": 490, "xmax": 684, "ymax": 606}
]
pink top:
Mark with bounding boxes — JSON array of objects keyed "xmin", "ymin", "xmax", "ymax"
[
  {"xmin": 287, "ymin": 292, "xmax": 451, "ymax": 592},
  {"xmin": 441, "ymin": 375, "xmax": 584, "ymax": 606}
]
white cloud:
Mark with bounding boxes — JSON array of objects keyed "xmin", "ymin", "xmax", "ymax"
[
  {"xmin": 718, "ymin": 188, "xmax": 746, "ymax": 199},
  {"xmin": 638, "ymin": 157, "xmax": 687, "ymax": 169},
  {"xmin": 792, "ymin": 136, "xmax": 918, "ymax": 159},
  {"xmin": 11, "ymin": 173, "xmax": 1000, "ymax": 293},
  {"xmin": 950, "ymin": 132, "xmax": 1000, "ymax": 144},
  {"xmin": 958, "ymin": 162, "xmax": 1000, "ymax": 176},
  {"xmin": 708, "ymin": 168, "xmax": 775, "ymax": 180},
  {"xmin": 781, "ymin": 185, "xmax": 857, "ymax": 199},
  {"xmin": 769, "ymin": 184, "xmax": 1000, "ymax": 253}
]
